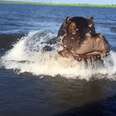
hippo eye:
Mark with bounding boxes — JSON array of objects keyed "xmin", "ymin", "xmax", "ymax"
[
  {"xmin": 69, "ymin": 22, "xmax": 76, "ymax": 29},
  {"xmin": 68, "ymin": 22, "xmax": 77, "ymax": 34}
]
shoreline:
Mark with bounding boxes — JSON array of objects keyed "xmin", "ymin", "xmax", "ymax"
[{"xmin": 0, "ymin": 1, "xmax": 116, "ymax": 8}]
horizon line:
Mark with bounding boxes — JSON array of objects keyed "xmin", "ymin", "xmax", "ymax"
[{"xmin": 0, "ymin": 1, "xmax": 116, "ymax": 8}]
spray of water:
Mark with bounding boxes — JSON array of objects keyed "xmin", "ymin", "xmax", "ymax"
[{"xmin": 1, "ymin": 31, "xmax": 116, "ymax": 80}]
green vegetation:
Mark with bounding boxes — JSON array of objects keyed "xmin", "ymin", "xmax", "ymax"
[{"xmin": 0, "ymin": 1, "xmax": 116, "ymax": 8}]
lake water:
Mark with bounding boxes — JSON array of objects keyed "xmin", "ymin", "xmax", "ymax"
[{"xmin": 0, "ymin": 4, "xmax": 116, "ymax": 116}]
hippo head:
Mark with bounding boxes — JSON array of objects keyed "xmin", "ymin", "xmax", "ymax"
[{"xmin": 57, "ymin": 16, "xmax": 96, "ymax": 39}]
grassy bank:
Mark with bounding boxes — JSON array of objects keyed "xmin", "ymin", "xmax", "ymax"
[{"xmin": 0, "ymin": 1, "xmax": 116, "ymax": 8}]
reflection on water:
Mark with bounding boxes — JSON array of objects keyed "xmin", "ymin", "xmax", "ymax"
[
  {"xmin": 0, "ymin": 70, "xmax": 116, "ymax": 116},
  {"xmin": 48, "ymin": 76, "xmax": 116, "ymax": 109},
  {"xmin": 49, "ymin": 76, "xmax": 116, "ymax": 116}
]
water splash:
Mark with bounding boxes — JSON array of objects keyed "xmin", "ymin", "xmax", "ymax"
[{"xmin": 1, "ymin": 31, "xmax": 116, "ymax": 80}]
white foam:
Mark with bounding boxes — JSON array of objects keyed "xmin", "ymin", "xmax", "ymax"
[{"xmin": 1, "ymin": 31, "xmax": 116, "ymax": 80}]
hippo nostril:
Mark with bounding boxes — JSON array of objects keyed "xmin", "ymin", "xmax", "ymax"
[
  {"xmin": 85, "ymin": 33, "xmax": 91, "ymax": 37},
  {"xmin": 76, "ymin": 28, "xmax": 79, "ymax": 31}
]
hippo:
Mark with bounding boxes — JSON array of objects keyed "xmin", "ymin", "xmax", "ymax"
[
  {"xmin": 57, "ymin": 16, "xmax": 110, "ymax": 62},
  {"xmin": 58, "ymin": 16, "xmax": 95, "ymax": 39}
]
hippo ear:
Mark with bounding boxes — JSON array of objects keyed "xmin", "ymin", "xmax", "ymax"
[
  {"xmin": 88, "ymin": 16, "xmax": 94, "ymax": 28},
  {"xmin": 88, "ymin": 16, "xmax": 94, "ymax": 20},
  {"xmin": 65, "ymin": 16, "xmax": 71, "ymax": 24},
  {"xmin": 87, "ymin": 17, "xmax": 96, "ymax": 34}
]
